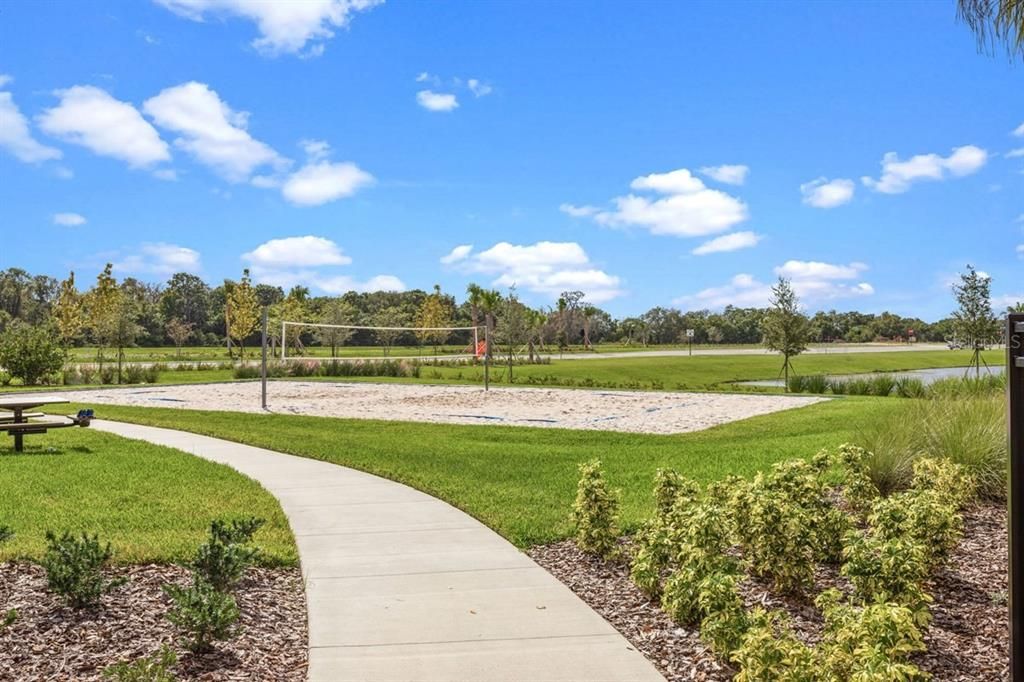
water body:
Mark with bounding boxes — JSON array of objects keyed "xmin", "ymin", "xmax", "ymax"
[{"xmin": 739, "ymin": 365, "xmax": 1005, "ymax": 388}]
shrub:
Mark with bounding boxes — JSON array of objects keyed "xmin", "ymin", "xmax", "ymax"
[
  {"xmin": 2, "ymin": 609, "xmax": 16, "ymax": 629},
  {"xmin": 164, "ymin": 578, "xmax": 240, "ymax": 652},
  {"xmin": 697, "ymin": 571, "xmax": 749, "ymax": 655},
  {"xmin": 841, "ymin": 532, "xmax": 932, "ymax": 625},
  {"xmin": 122, "ymin": 364, "xmax": 145, "ymax": 384},
  {"xmin": 0, "ymin": 370, "xmax": 10, "ymax": 386},
  {"xmin": 816, "ymin": 589, "xmax": 929, "ymax": 681},
  {"xmin": 660, "ymin": 500, "xmax": 738, "ymax": 623},
  {"xmin": 100, "ymin": 366, "xmax": 116, "ymax": 384},
  {"xmin": 78, "ymin": 365, "xmax": 96, "ymax": 384},
  {"xmin": 142, "ymin": 366, "xmax": 160, "ymax": 383},
  {"xmin": 911, "ymin": 457, "xmax": 975, "ymax": 510},
  {"xmin": 732, "ymin": 609, "xmax": 818, "ymax": 681},
  {"xmin": 653, "ymin": 468, "xmax": 698, "ymax": 519},
  {"xmin": 827, "ymin": 378, "xmax": 848, "ymax": 395},
  {"xmin": 0, "ymin": 321, "xmax": 65, "ymax": 385},
  {"xmin": 40, "ymin": 531, "xmax": 122, "ymax": 607},
  {"xmin": 843, "ymin": 377, "xmax": 873, "ymax": 395},
  {"xmin": 572, "ymin": 460, "xmax": 620, "ymax": 557},
  {"xmin": 192, "ymin": 517, "xmax": 264, "ymax": 592},
  {"xmin": 629, "ymin": 470, "xmax": 700, "ymax": 598},
  {"xmin": 234, "ymin": 364, "xmax": 260, "ymax": 379},
  {"xmin": 102, "ymin": 645, "xmax": 177, "ymax": 682},
  {"xmin": 869, "ymin": 489, "xmax": 963, "ymax": 570}
]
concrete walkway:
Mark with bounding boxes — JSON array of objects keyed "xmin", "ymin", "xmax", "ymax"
[{"xmin": 92, "ymin": 420, "xmax": 664, "ymax": 682}]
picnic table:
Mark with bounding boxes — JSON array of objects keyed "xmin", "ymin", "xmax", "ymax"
[{"xmin": 0, "ymin": 396, "xmax": 93, "ymax": 452}]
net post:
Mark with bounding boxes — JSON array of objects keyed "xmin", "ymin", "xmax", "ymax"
[
  {"xmin": 261, "ymin": 307, "xmax": 268, "ymax": 410},
  {"xmin": 1009, "ymin": 313, "xmax": 1024, "ymax": 681},
  {"xmin": 484, "ymin": 325, "xmax": 490, "ymax": 391}
]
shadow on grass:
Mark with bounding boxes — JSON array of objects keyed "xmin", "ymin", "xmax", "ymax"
[{"xmin": 0, "ymin": 444, "xmax": 93, "ymax": 457}]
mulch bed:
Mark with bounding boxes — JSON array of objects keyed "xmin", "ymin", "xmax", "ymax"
[
  {"xmin": 0, "ymin": 563, "xmax": 307, "ymax": 681},
  {"xmin": 528, "ymin": 503, "xmax": 1008, "ymax": 682}
]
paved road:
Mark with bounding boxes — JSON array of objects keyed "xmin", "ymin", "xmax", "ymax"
[{"xmin": 92, "ymin": 420, "xmax": 664, "ymax": 682}]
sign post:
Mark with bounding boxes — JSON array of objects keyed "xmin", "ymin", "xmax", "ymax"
[
  {"xmin": 1009, "ymin": 313, "xmax": 1023, "ymax": 681},
  {"xmin": 686, "ymin": 328, "xmax": 695, "ymax": 356}
]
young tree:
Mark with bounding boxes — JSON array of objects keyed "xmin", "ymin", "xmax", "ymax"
[
  {"xmin": 761, "ymin": 278, "xmax": 811, "ymax": 392},
  {"xmin": 479, "ymin": 289, "xmax": 503, "ymax": 359},
  {"xmin": 0, "ymin": 320, "xmax": 65, "ymax": 385},
  {"xmin": 951, "ymin": 264, "xmax": 999, "ymax": 375},
  {"xmin": 415, "ymin": 285, "xmax": 454, "ymax": 355},
  {"xmin": 316, "ymin": 299, "xmax": 358, "ymax": 357},
  {"xmin": 166, "ymin": 318, "xmax": 194, "ymax": 358},
  {"xmin": 226, "ymin": 270, "xmax": 260, "ymax": 359},
  {"xmin": 85, "ymin": 264, "xmax": 122, "ymax": 371},
  {"xmin": 113, "ymin": 283, "xmax": 142, "ymax": 383},
  {"xmin": 52, "ymin": 271, "xmax": 84, "ymax": 353},
  {"xmin": 373, "ymin": 306, "xmax": 406, "ymax": 356},
  {"xmin": 499, "ymin": 287, "xmax": 530, "ymax": 380}
]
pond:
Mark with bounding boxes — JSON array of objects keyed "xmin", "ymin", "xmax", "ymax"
[{"xmin": 738, "ymin": 365, "xmax": 1006, "ymax": 388}]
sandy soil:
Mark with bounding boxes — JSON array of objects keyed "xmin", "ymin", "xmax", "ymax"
[{"xmin": 57, "ymin": 381, "xmax": 825, "ymax": 435}]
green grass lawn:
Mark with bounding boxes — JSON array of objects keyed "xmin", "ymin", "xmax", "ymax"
[
  {"xmin": 0, "ymin": 427, "xmax": 297, "ymax": 565},
  {"xmin": 66, "ymin": 397, "xmax": 893, "ymax": 547}
]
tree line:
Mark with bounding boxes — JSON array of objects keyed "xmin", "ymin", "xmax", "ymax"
[{"xmin": 0, "ymin": 265, "xmax": 1019, "ymax": 360}]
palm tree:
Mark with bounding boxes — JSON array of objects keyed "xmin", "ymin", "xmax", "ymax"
[
  {"xmin": 581, "ymin": 305, "xmax": 599, "ymax": 350},
  {"xmin": 466, "ymin": 283, "xmax": 483, "ymax": 329},
  {"xmin": 957, "ymin": 0, "xmax": 1024, "ymax": 58},
  {"xmin": 479, "ymin": 289, "xmax": 503, "ymax": 359}
]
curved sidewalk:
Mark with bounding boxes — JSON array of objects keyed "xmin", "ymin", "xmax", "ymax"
[{"xmin": 92, "ymin": 420, "xmax": 664, "ymax": 682}]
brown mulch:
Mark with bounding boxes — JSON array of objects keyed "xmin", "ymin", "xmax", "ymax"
[
  {"xmin": 528, "ymin": 503, "xmax": 1008, "ymax": 682},
  {"xmin": 0, "ymin": 563, "xmax": 307, "ymax": 681}
]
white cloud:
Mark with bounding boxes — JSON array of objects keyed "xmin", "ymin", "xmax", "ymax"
[
  {"xmin": 800, "ymin": 177, "xmax": 855, "ymax": 208},
  {"xmin": 1017, "ymin": 244, "xmax": 1024, "ymax": 258},
  {"xmin": 116, "ymin": 242, "xmax": 201, "ymax": 276},
  {"xmin": 675, "ymin": 260, "xmax": 874, "ymax": 309},
  {"xmin": 440, "ymin": 244, "xmax": 473, "ymax": 264},
  {"xmin": 467, "ymin": 79, "xmax": 493, "ymax": 97},
  {"xmin": 53, "ymin": 212, "xmax": 86, "ymax": 226},
  {"xmin": 456, "ymin": 240, "xmax": 623, "ymax": 303},
  {"xmin": 0, "ymin": 74, "xmax": 12, "ymax": 88},
  {"xmin": 692, "ymin": 231, "xmax": 762, "ymax": 255},
  {"xmin": 1014, "ymin": 122, "xmax": 1024, "ymax": 137},
  {"xmin": 699, "ymin": 164, "xmax": 749, "ymax": 186},
  {"xmin": 153, "ymin": 168, "xmax": 178, "ymax": 181},
  {"xmin": 861, "ymin": 145, "xmax": 988, "ymax": 194},
  {"xmin": 300, "ymin": 138, "xmax": 331, "ymax": 161},
  {"xmin": 37, "ymin": 85, "xmax": 169, "ymax": 168},
  {"xmin": 243, "ymin": 235, "xmax": 351, "ymax": 268},
  {"xmin": 1007, "ymin": 148, "xmax": 1024, "ymax": 159},
  {"xmin": 416, "ymin": 90, "xmax": 458, "ymax": 112},
  {"xmin": 242, "ymin": 235, "xmax": 400, "ymax": 294},
  {"xmin": 0, "ymin": 92, "xmax": 62, "ymax": 163},
  {"xmin": 415, "ymin": 72, "xmax": 436, "ymax": 84},
  {"xmin": 155, "ymin": 0, "xmax": 381, "ymax": 57},
  {"xmin": 143, "ymin": 81, "xmax": 283, "ymax": 182},
  {"xmin": 582, "ymin": 168, "xmax": 749, "ymax": 238},
  {"xmin": 994, "ymin": 293, "xmax": 1024, "ymax": 309},
  {"xmin": 559, "ymin": 203, "xmax": 600, "ymax": 218},
  {"xmin": 281, "ymin": 160, "xmax": 374, "ymax": 206}
]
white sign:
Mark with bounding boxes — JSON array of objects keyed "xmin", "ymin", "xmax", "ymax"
[{"xmin": 686, "ymin": 329, "xmax": 695, "ymax": 338}]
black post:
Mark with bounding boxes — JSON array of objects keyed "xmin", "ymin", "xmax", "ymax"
[
  {"xmin": 261, "ymin": 307, "xmax": 268, "ymax": 410},
  {"xmin": 1009, "ymin": 313, "xmax": 1024, "ymax": 681}
]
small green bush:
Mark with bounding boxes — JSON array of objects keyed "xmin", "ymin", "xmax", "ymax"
[
  {"xmin": 841, "ymin": 532, "xmax": 932, "ymax": 625},
  {"xmin": 100, "ymin": 366, "xmax": 116, "ymax": 384},
  {"xmin": 843, "ymin": 377, "xmax": 873, "ymax": 395},
  {"xmin": 2, "ymin": 608, "xmax": 17, "ymax": 629},
  {"xmin": 732, "ymin": 609, "xmax": 818, "ymax": 681},
  {"xmin": 827, "ymin": 378, "xmax": 848, "ymax": 395},
  {"xmin": 816, "ymin": 589, "xmax": 929, "ymax": 681},
  {"xmin": 786, "ymin": 375, "xmax": 807, "ymax": 393},
  {"xmin": 102, "ymin": 645, "xmax": 177, "ymax": 682},
  {"xmin": 164, "ymin": 578, "xmax": 240, "ymax": 652},
  {"xmin": 894, "ymin": 377, "xmax": 927, "ymax": 399},
  {"xmin": 192, "ymin": 517, "xmax": 265, "ymax": 592},
  {"xmin": 40, "ymin": 531, "xmax": 122, "ymax": 607},
  {"xmin": 571, "ymin": 460, "xmax": 620, "ymax": 557},
  {"xmin": 0, "ymin": 321, "xmax": 65, "ymax": 385},
  {"xmin": 868, "ymin": 375, "xmax": 897, "ymax": 397},
  {"xmin": 697, "ymin": 571, "xmax": 749, "ymax": 655}
]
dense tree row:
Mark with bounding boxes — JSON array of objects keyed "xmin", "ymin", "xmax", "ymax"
[{"xmin": 0, "ymin": 266, "xmax": 1018, "ymax": 356}]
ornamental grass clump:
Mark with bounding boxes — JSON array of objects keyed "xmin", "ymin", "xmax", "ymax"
[{"xmin": 571, "ymin": 460, "xmax": 620, "ymax": 558}]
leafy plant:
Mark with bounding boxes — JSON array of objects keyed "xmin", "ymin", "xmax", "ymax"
[
  {"xmin": 571, "ymin": 460, "xmax": 620, "ymax": 557},
  {"xmin": 192, "ymin": 517, "xmax": 265, "ymax": 592},
  {"xmin": 1, "ymin": 609, "xmax": 17, "ymax": 629},
  {"xmin": 732, "ymin": 609, "xmax": 818, "ymax": 681},
  {"xmin": 102, "ymin": 645, "xmax": 177, "ymax": 682},
  {"xmin": 841, "ymin": 532, "xmax": 932, "ymax": 626},
  {"xmin": 0, "ymin": 320, "xmax": 65, "ymax": 385},
  {"xmin": 803, "ymin": 374, "xmax": 829, "ymax": 394},
  {"xmin": 164, "ymin": 578, "xmax": 241, "ymax": 652},
  {"xmin": 40, "ymin": 531, "xmax": 122, "ymax": 607}
]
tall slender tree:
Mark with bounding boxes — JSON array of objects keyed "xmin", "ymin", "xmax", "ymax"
[
  {"xmin": 951, "ymin": 265, "xmax": 999, "ymax": 376},
  {"xmin": 226, "ymin": 269, "xmax": 260, "ymax": 359},
  {"xmin": 52, "ymin": 271, "xmax": 84, "ymax": 354},
  {"xmin": 761, "ymin": 278, "xmax": 811, "ymax": 392}
]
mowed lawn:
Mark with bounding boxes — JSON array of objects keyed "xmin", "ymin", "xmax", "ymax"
[
  {"xmin": 66, "ymin": 397, "xmax": 894, "ymax": 547},
  {"xmin": 0, "ymin": 428, "xmax": 297, "ymax": 565}
]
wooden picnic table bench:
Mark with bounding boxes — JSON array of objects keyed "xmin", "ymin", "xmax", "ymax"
[{"xmin": 0, "ymin": 396, "xmax": 93, "ymax": 452}]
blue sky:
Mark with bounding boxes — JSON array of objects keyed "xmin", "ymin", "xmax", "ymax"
[{"xmin": 0, "ymin": 0, "xmax": 1021, "ymax": 320}]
